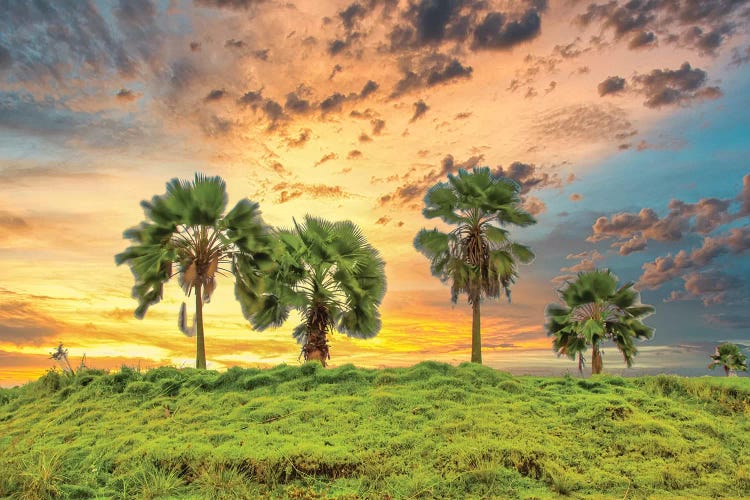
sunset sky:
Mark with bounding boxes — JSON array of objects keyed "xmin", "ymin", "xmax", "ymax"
[{"xmin": 1, "ymin": 0, "xmax": 749, "ymax": 386}]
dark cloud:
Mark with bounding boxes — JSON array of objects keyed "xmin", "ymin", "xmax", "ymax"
[
  {"xmin": 273, "ymin": 182, "xmax": 351, "ymax": 204},
  {"xmin": 204, "ymin": 89, "xmax": 227, "ymax": 102},
  {"xmin": 328, "ymin": 39, "xmax": 350, "ymax": 55},
  {"xmin": 0, "ymin": 211, "xmax": 28, "ymax": 230},
  {"xmin": 320, "ymin": 93, "xmax": 347, "ymax": 113},
  {"xmin": 472, "ymin": 9, "xmax": 542, "ymax": 50},
  {"xmin": 633, "ymin": 62, "xmax": 721, "ymax": 108},
  {"xmin": 285, "ymin": 91, "xmax": 311, "ymax": 114},
  {"xmin": 194, "ymin": 0, "xmax": 268, "ymax": 9},
  {"xmin": 359, "ymin": 133, "xmax": 372, "ymax": 142},
  {"xmin": 598, "ymin": 76, "xmax": 626, "ymax": 96},
  {"xmin": 639, "ymin": 227, "xmax": 750, "ymax": 289},
  {"xmin": 263, "ymin": 99, "xmax": 285, "ymax": 127},
  {"xmin": 410, "ymin": 100, "xmax": 429, "ymax": 122},
  {"xmin": 371, "ymin": 118, "xmax": 386, "ymax": 135},
  {"xmin": 629, "ymin": 30, "xmax": 657, "ymax": 49},
  {"xmin": 225, "ymin": 38, "xmax": 245, "ymax": 48},
  {"xmin": 190, "ymin": 41, "xmax": 202, "ymax": 52},
  {"xmin": 116, "ymin": 88, "xmax": 138, "ymax": 102},
  {"xmin": 347, "ymin": 150, "xmax": 363, "ymax": 159},
  {"xmin": 254, "ymin": 49, "xmax": 270, "ymax": 61},
  {"xmin": 379, "ymin": 154, "xmax": 483, "ymax": 207},
  {"xmin": 286, "ymin": 128, "xmax": 311, "ymax": 148},
  {"xmin": 375, "ymin": 215, "xmax": 391, "ymax": 225},
  {"xmin": 339, "ymin": 2, "xmax": 368, "ymax": 30},
  {"xmin": 492, "ymin": 162, "xmax": 562, "ymax": 195},
  {"xmin": 426, "ymin": 59, "xmax": 473, "ymax": 85},
  {"xmin": 577, "ymin": 0, "xmax": 747, "ymax": 53},
  {"xmin": 315, "ymin": 153, "xmax": 338, "ymax": 166},
  {"xmin": 238, "ymin": 89, "xmax": 264, "ymax": 106},
  {"xmin": 329, "ymin": 64, "xmax": 343, "ymax": 80},
  {"xmin": 0, "ymin": 1, "xmax": 149, "ymax": 82},
  {"xmin": 390, "ymin": 54, "xmax": 473, "ymax": 98},
  {"xmin": 360, "ymin": 80, "xmax": 380, "ymax": 98}
]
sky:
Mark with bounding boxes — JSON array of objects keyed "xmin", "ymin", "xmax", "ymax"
[{"xmin": 1, "ymin": 0, "xmax": 749, "ymax": 386}]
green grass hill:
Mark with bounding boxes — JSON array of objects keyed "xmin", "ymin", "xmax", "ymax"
[{"xmin": 1, "ymin": 362, "xmax": 749, "ymax": 499}]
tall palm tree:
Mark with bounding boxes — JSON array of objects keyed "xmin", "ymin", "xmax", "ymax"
[
  {"xmin": 414, "ymin": 167, "xmax": 536, "ymax": 364},
  {"xmin": 245, "ymin": 216, "xmax": 386, "ymax": 366},
  {"xmin": 708, "ymin": 343, "xmax": 748, "ymax": 376},
  {"xmin": 115, "ymin": 174, "xmax": 272, "ymax": 369},
  {"xmin": 546, "ymin": 269, "xmax": 654, "ymax": 375}
]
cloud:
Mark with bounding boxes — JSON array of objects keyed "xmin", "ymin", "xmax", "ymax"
[
  {"xmin": 628, "ymin": 30, "xmax": 657, "ymax": 49},
  {"xmin": 703, "ymin": 313, "xmax": 750, "ymax": 329},
  {"xmin": 633, "ymin": 62, "xmax": 722, "ymax": 108},
  {"xmin": 472, "ymin": 9, "xmax": 542, "ymax": 50},
  {"xmin": 116, "ymin": 88, "xmax": 138, "ymax": 102},
  {"xmin": 225, "ymin": 38, "xmax": 245, "ymax": 48},
  {"xmin": 359, "ymin": 133, "xmax": 372, "ymax": 142},
  {"xmin": 204, "ymin": 89, "xmax": 227, "ymax": 102},
  {"xmin": 194, "ymin": 0, "xmax": 268, "ymax": 10},
  {"xmin": 391, "ymin": 55, "xmax": 473, "ymax": 98},
  {"xmin": 315, "ymin": 152, "xmax": 338, "ymax": 166},
  {"xmin": 371, "ymin": 118, "xmax": 386, "ymax": 135},
  {"xmin": 577, "ymin": 0, "xmax": 746, "ymax": 53},
  {"xmin": 0, "ymin": 300, "xmax": 61, "ymax": 346},
  {"xmin": 0, "ymin": 44, "xmax": 12, "ymax": 71},
  {"xmin": 286, "ymin": 128, "xmax": 311, "ymax": 148},
  {"xmin": 492, "ymin": 161, "xmax": 563, "ymax": 195},
  {"xmin": 410, "ymin": 100, "xmax": 429, "ymax": 122},
  {"xmin": 273, "ymin": 182, "xmax": 351, "ymax": 204},
  {"xmin": 284, "ymin": 91, "xmax": 312, "ymax": 114},
  {"xmin": 360, "ymin": 80, "xmax": 379, "ymax": 98},
  {"xmin": 598, "ymin": 76, "xmax": 626, "ymax": 96},
  {"xmin": 668, "ymin": 270, "xmax": 743, "ymax": 306},
  {"xmin": 533, "ymin": 103, "xmax": 635, "ymax": 144},
  {"xmin": 589, "ymin": 175, "xmax": 748, "ymax": 253},
  {"xmin": 375, "ymin": 215, "xmax": 391, "ymax": 225},
  {"xmin": 639, "ymin": 227, "xmax": 750, "ymax": 289},
  {"xmin": 347, "ymin": 149, "xmax": 363, "ymax": 159},
  {"xmin": 320, "ymin": 93, "xmax": 347, "ymax": 114},
  {"xmin": 379, "ymin": 154, "xmax": 483, "ymax": 208},
  {"xmin": 522, "ymin": 196, "xmax": 547, "ymax": 216}
]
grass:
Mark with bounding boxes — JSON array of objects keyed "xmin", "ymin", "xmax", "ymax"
[{"xmin": 0, "ymin": 362, "xmax": 749, "ymax": 499}]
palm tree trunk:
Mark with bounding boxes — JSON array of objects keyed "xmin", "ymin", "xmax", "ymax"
[
  {"xmin": 195, "ymin": 282, "xmax": 206, "ymax": 369},
  {"xmin": 724, "ymin": 366, "xmax": 730, "ymax": 377},
  {"xmin": 304, "ymin": 327, "xmax": 329, "ymax": 367},
  {"xmin": 591, "ymin": 343, "xmax": 602, "ymax": 375},
  {"xmin": 471, "ymin": 298, "xmax": 482, "ymax": 364}
]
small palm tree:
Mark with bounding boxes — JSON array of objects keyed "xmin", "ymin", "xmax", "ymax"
[
  {"xmin": 116, "ymin": 174, "xmax": 272, "ymax": 369},
  {"xmin": 414, "ymin": 167, "xmax": 535, "ymax": 364},
  {"xmin": 709, "ymin": 343, "xmax": 748, "ymax": 376},
  {"xmin": 546, "ymin": 269, "xmax": 654, "ymax": 375},
  {"xmin": 245, "ymin": 216, "xmax": 386, "ymax": 366}
]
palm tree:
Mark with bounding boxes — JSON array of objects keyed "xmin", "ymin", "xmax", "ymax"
[
  {"xmin": 414, "ymin": 167, "xmax": 536, "ymax": 364},
  {"xmin": 245, "ymin": 216, "xmax": 386, "ymax": 366},
  {"xmin": 546, "ymin": 269, "xmax": 654, "ymax": 375},
  {"xmin": 709, "ymin": 343, "xmax": 748, "ymax": 376},
  {"xmin": 115, "ymin": 174, "xmax": 272, "ymax": 369}
]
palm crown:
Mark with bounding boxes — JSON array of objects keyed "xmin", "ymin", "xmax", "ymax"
[
  {"xmin": 414, "ymin": 167, "xmax": 535, "ymax": 364},
  {"xmin": 246, "ymin": 216, "xmax": 386, "ymax": 365},
  {"xmin": 115, "ymin": 174, "xmax": 272, "ymax": 369},
  {"xmin": 546, "ymin": 269, "xmax": 654, "ymax": 374},
  {"xmin": 708, "ymin": 343, "xmax": 748, "ymax": 376}
]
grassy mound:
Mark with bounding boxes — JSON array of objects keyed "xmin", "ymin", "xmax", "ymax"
[{"xmin": 1, "ymin": 362, "xmax": 749, "ymax": 499}]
